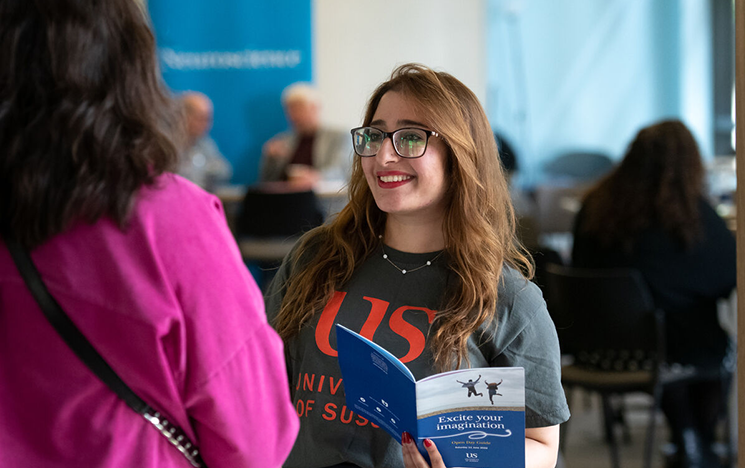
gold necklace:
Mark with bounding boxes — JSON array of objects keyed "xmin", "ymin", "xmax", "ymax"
[{"xmin": 378, "ymin": 235, "xmax": 444, "ymax": 275}]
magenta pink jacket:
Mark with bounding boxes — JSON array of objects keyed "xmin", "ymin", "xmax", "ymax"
[{"xmin": 0, "ymin": 174, "xmax": 298, "ymax": 467}]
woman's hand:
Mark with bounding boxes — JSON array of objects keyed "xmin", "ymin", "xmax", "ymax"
[{"xmin": 401, "ymin": 432, "xmax": 447, "ymax": 468}]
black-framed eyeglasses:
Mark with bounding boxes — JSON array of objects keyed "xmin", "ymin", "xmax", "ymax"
[{"xmin": 350, "ymin": 126, "xmax": 439, "ymax": 159}]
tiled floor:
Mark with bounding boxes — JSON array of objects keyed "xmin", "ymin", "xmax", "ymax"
[{"xmin": 558, "ymin": 390, "xmax": 737, "ymax": 468}]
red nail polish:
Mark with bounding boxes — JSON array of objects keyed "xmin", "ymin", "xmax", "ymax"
[
  {"xmin": 424, "ymin": 439, "xmax": 433, "ymax": 448},
  {"xmin": 402, "ymin": 432, "xmax": 412, "ymax": 444}
]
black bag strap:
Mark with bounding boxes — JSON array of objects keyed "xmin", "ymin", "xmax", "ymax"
[{"xmin": 5, "ymin": 237, "xmax": 206, "ymax": 468}]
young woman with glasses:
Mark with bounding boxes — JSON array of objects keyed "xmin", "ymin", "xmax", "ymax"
[{"xmin": 265, "ymin": 63, "xmax": 569, "ymax": 468}]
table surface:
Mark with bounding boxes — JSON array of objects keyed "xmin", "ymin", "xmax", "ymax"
[{"xmin": 215, "ymin": 180, "xmax": 348, "ymax": 202}]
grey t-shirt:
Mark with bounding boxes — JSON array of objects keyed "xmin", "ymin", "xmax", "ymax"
[{"xmin": 265, "ymin": 235, "xmax": 570, "ymax": 468}]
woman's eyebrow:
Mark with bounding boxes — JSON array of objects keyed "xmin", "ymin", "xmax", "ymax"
[
  {"xmin": 369, "ymin": 119, "xmax": 429, "ymax": 129},
  {"xmin": 397, "ymin": 119, "xmax": 428, "ymax": 128}
]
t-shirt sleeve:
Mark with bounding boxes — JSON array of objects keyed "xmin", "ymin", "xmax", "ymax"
[
  {"xmin": 503, "ymin": 303, "xmax": 570, "ymax": 427},
  {"xmin": 485, "ymin": 275, "xmax": 570, "ymax": 428}
]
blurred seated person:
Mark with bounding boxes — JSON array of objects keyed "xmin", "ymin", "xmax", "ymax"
[
  {"xmin": 259, "ymin": 83, "xmax": 351, "ymax": 186},
  {"xmin": 572, "ymin": 120, "xmax": 735, "ymax": 468},
  {"xmin": 495, "ymin": 132, "xmax": 518, "ymax": 183},
  {"xmin": 495, "ymin": 131, "xmax": 538, "ymax": 248},
  {"xmin": 178, "ymin": 91, "xmax": 233, "ymax": 191},
  {"xmin": 496, "ymin": 132, "xmax": 559, "ymax": 291}
]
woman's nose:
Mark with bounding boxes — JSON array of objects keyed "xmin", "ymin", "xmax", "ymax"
[{"xmin": 376, "ymin": 137, "xmax": 400, "ymax": 163}]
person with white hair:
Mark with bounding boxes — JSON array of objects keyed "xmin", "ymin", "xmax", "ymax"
[{"xmin": 260, "ymin": 82, "xmax": 351, "ymax": 185}]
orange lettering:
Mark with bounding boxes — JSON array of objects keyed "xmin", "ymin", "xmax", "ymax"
[
  {"xmin": 303, "ymin": 373, "xmax": 315, "ymax": 391},
  {"xmin": 329, "ymin": 376, "xmax": 343, "ymax": 395},
  {"xmin": 359, "ymin": 296, "xmax": 389, "ymax": 341},
  {"xmin": 315, "ymin": 291, "xmax": 347, "ymax": 356},
  {"xmin": 340, "ymin": 406, "xmax": 354, "ymax": 424},
  {"xmin": 389, "ymin": 306, "xmax": 436, "ymax": 362},
  {"xmin": 314, "ymin": 292, "xmax": 392, "ymax": 356},
  {"xmin": 323, "ymin": 403, "xmax": 337, "ymax": 420}
]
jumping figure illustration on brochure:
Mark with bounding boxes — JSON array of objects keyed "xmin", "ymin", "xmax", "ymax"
[{"xmin": 456, "ymin": 375, "xmax": 484, "ymax": 398}]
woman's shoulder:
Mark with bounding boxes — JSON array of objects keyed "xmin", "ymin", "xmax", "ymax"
[
  {"xmin": 129, "ymin": 173, "xmax": 228, "ymax": 231},
  {"xmin": 138, "ymin": 173, "xmax": 218, "ymax": 212},
  {"xmin": 263, "ymin": 226, "xmax": 329, "ymax": 319},
  {"xmin": 497, "ymin": 265, "xmax": 543, "ymax": 307},
  {"xmin": 269, "ymin": 226, "xmax": 330, "ymax": 283},
  {"xmin": 474, "ymin": 265, "xmax": 560, "ymax": 372},
  {"xmin": 486, "ymin": 265, "xmax": 547, "ymax": 334},
  {"xmin": 697, "ymin": 197, "xmax": 732, "ymax": 230},
  {"xmin": 288, "ymin": 225, "xmax": 329, "ymax": 260},
  {"xmin": 125, "ymin": 173, "xmax": 233, "ymax": 254}
]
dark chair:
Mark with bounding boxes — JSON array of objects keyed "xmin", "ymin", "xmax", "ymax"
[
  {"xmin": 237, "ymin": 187, "xmax": 325, "ymax": 239},
  {"xmin": 534, "ymin": 151, "xmax": 613, "ymax": 235},
  {"xmin": 543, "ymin": 151, "xmax": 614, "ymax": 182},
  {"xmin": 543, "ymin": 264, "xmax": 666, "ymax": 468},
  {"xmin": 533, "ymin": 182, "xmax": 591, "ymax": 234},
  {"xmin": 237, "ymin": 187, "xmax": 325, "ymax": 289}
]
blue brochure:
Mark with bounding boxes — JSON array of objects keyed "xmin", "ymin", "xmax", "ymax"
[{"xmin": 336, "ymin": 324, "xmax": 525, "ymax": 468}]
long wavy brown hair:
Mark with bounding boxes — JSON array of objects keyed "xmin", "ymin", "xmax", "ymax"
[
  {"xmin": 578, "ymin": 119, "xmax": 705, "ymax": 250},
  {"xmin": 0, "ymin": 0, "xmax": 182, "ymax": 248},
  {"xmin": 273, "ymin": 64, "xmax": 533, "ymax": 372}
]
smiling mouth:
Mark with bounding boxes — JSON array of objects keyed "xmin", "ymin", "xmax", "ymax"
[{"xmin": 379, "ymin": 175, "xmax": 412, "ymax": 183}]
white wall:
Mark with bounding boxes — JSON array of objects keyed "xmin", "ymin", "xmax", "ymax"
[
  {"xmin": 313, "ymin": 0, "xmax": 486, "ymax": 130},
  {"xmin": 486, "ymin": 0, "xmax": 715, "ymax": 185},
  {"xmin": 313, "ymin": 0, "xmax": 717, "ymax": 186},
  {"xmin": 679, "ymin": 0, "xmax": 713, "ymax": 157}
]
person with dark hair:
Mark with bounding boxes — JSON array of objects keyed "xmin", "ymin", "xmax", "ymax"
[
  {"xmin": 494, "ymin": 132, "xmax": 519, "ymax": 177},
  {"xmin": 265, "ymin": 63, "xmax": 569, "ymax": 468},
  {"xmin": 0, "ymin": 1, "xmax": 298, "ymax": 467},
  {"xmin": 572, "ymin": 120, "xmax": 735, "ymax": 468},
  {"xmin": 456, "ymin": 375, "xmax": 484, "ymax": 398}
]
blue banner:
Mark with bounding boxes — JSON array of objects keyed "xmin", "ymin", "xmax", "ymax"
[{"xmin": 149, "ymin": 0, "xmax": 312, "ymax": 184}]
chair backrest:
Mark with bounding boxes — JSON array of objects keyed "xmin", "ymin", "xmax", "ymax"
[
  {"xmin": 543, "ymin": 263, "xmax": 665, "ymax": 372},
  {"xmin": 543, "ymin": 151, "xmax": 614, "ymax": 181},
  {"xmin": 533, "ymin": 182, "xmax": 591, "ymax": 234},
  {"xmin": 237, "ymin": 188, "xmax": 325, "ymax": 238}
]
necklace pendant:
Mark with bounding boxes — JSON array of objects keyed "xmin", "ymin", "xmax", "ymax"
[{"xmin": 379, "ymin": 236, "xmax": 443, "ymax": 276}]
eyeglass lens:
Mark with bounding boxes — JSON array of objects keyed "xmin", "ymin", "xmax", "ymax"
[{"xmin": 352, "ymin": 128, "xmax": 428, "ymax": 158}]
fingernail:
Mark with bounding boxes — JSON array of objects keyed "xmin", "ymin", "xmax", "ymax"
[
  {"xmin": 402, "ymin": 432, "xmax": 412, "ymax": 444},
  {"xmin": 424, "ymin": 438, "xmax": 433, "ymax": 447}
]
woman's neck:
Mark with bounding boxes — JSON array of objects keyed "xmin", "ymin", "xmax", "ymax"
[{"xmin": 383, "ymin": 216, "xmax": 445, "ymax": 253}]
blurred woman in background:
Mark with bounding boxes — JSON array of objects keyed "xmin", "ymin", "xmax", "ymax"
[{"xmin": 572, "ymin": 120, "xmax": 736, "ymax": 468}]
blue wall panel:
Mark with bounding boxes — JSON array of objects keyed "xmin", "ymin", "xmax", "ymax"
[{"xmin": 149, "ymin": 1, "xmax": 312, "ymax": 184}]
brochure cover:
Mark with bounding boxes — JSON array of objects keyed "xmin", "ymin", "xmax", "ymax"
[{"xmin": 336, "ymin": 324, "xmax": 525, "ymax": 468}]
